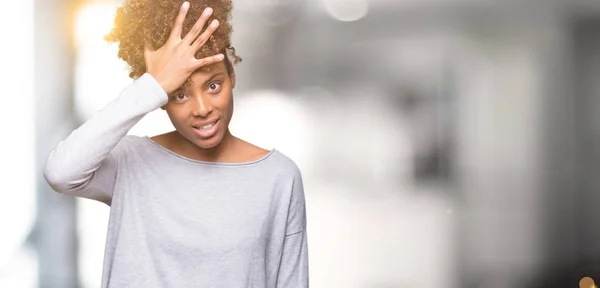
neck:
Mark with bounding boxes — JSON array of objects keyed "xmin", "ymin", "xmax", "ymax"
[{"xmin": 175, "ymin": 129, "xmax": 238, "ymax": 163}]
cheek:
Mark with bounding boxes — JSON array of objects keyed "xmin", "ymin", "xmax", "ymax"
[
  {"xmin": 165, "ymin": 109, "xmax": 187, "ymax": 126},
  {"xmin": 222, "ymin": 93, "xmax": 234, "ymax": 113},
  {"xmin": 228, "ymin": 100, "xmax": 234, "ymax": 118}
]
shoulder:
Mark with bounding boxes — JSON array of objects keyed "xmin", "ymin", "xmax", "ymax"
[
  {"xmin": 235, "ymin": 138, "xmax": 301, "ymax": 180},
  {"xmin": 268, "ymin": 150, "xmax": 303, "ymax": 181},
  {"xmin": 270, "ymin": 151, "xmax": 306, "ymax": 214},
  {"xmin": 110, "ymin": 135, "xmax": 151, "ymax": 159},
  {"xmin": 115, "ymin": 135, "xmax": 146, "ymax": 150}
]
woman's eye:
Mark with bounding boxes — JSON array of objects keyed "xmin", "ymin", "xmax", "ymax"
[
  {"xmin": 208, "ymin": 82, "xmax": 221, "ymax": 92},
  {"xmin": 173, "ymin": 93, "xmax": 188, "ymax": 101}
]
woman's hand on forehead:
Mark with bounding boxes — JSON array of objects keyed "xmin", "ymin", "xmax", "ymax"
[{"xmin": 143, "ymin": 1, "xmax": 225, "ymax": 95}]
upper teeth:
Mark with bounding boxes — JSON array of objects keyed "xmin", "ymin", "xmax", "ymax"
[{"xmin": 199, "ymin": 123, "xmax": 214, "ymax": 130}]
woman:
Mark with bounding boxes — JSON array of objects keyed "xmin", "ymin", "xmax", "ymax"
[{"xmin": 42, "ymin": 1, "xmax": 309, "ymax": 287}]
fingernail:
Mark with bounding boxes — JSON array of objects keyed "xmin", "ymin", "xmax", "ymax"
[
  {"xmin": 212, "ymin": 20, "xmax": 219, "ymax": 27},
  {"xmin": 217, "ymin": 54, "xmax": 224, "ymax": 60},
  {"xmin": 204, "ymin": 7, "xmax": 213, "ymax": 15},
  {"xmin": 182, "ymin": 2, "xmax": 189, "ymax": 9}
]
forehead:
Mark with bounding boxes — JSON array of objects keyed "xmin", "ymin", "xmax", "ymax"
[{"xmin": 181, "ymin": 61, "xmax": 228, "ymax": 88}]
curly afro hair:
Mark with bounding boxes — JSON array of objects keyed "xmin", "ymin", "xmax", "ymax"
[{"xmin": 104, "ymin": 0, "xmax": 242, "ymax": 80}]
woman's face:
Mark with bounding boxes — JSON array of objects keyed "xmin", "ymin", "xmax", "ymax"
[{"xmin": 163, "ymin": 61, "xmax": 236, "ymax": 149}]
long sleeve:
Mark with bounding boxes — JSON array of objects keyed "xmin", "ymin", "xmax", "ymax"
[
  {"xmin": 43, "ymin": 73, "xmax": 168, "ymax": 205},
  {"xmin": 276, "ymin": 171, "xmax": 309, "ymax": 287}
]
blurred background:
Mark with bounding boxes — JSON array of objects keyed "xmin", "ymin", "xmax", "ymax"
[{"xmin": 3, "ymin": 0, "xmax": 600, "ymax": 287}]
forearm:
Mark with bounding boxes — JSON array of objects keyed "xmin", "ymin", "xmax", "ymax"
[{"xmin": 43, "ymin": 73, "xmax": 167, "ymax": 192}]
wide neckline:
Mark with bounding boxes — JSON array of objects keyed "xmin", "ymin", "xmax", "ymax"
[{"xmin": 143, "ymin": 136, "xmax": 276, "ymax": 167}]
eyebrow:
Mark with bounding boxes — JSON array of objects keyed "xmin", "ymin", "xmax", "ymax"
[
  {"xmin": 202, "ymin": 72, "xmax": 226, "ymax": 87},
  {"xmin": 171, "ymin": 72, "xmax": 226, "ymax": 95}
]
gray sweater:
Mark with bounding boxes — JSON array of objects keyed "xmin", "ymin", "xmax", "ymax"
[{"xmin": 42, "ymin": 73, "xmax": 309, "ymax": 288}]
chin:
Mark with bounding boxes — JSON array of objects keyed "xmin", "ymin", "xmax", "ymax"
[
  {"xmin": 187, "ymin": 131, "xmax": 225, "ymax": 149},
  {"xmin": 193, "ymin": 139, "xmax": 222, "ymax": 149}
]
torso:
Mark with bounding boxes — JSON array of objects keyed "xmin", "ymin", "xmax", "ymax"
[{"xmin": 100, "ymin": 135, "xmax": 301, "ymax": 287}]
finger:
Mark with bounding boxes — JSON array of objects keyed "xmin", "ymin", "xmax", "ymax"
[
  {"xmin": 169, "ymin": 1, "xmax": 190, "ymax": 40},
  {"xmin": 183, "ymin": 7, "xmax": 213, "ymax": 45},
  {"xmin": 191, "ymin": 53, "xmax": 225, "ymax": 71},
  {"xmin": 191, "ymin": 19, "xmax": 219, "ymax": 50}
]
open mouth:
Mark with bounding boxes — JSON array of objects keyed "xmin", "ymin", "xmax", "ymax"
[
  {"xmin": 194, "ymin": 121, "xmax": 216, "ymax": 131},
  {"xmin": 192, "ymin": 119, "xmax": 220, "ymax": 138}
]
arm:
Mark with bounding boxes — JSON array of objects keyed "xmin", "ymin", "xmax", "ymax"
[
  {"xmin": 276, "ymin": 172, "xmax": 309, "ymax": 288},
  {"xmin": 42, "ymin": 73, "xmax": 167, "ymax": 205},
  {"xmin": 43, "ymin": 2, "xmax": 226, "ymax": 205},
  {"xmin": 44, "ymin": 2, "xmax": 224, "ymax": 205}
]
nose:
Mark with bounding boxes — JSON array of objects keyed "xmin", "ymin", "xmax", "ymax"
[{"xmin": 191, "ymin": 94, "xmax": 213, "ymax": 117}]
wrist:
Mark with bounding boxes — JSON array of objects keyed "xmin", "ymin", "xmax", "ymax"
[{"xmin": 147, "ymin": 72, "xmax": 173, "ymax": 94}]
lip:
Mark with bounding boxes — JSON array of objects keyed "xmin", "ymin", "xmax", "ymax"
[
  {"xmin": 192, "ymin": 118, "xmax": 219, "ymax": 128},
  {"xmin": 192, "ymin": 119, "xmax": 220, "ymax": 139}
]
